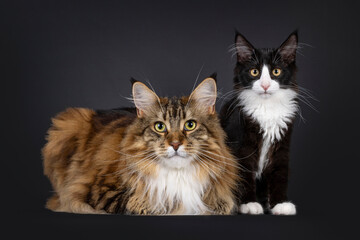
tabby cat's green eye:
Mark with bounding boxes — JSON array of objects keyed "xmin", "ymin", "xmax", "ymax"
[
  {"xmin": 154, "ymin": 122, "xmax": 166, "ymax": 132},
  {"xmin": 184, "ymin": 120, "xmax": 197, "ymax": 131}
]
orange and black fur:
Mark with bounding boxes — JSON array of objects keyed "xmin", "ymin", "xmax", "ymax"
[{"xmin": 43, "ymin": 78, "xmax": 239, "ymax": 215}]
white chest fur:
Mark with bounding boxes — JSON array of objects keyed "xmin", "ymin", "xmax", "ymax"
[
  {"xmin": 238, "ymin": 89, "xmax": 298, "ymax": 177},
  {"xmin": 146, "ymin": 163, "xmax": 209, "ymax": 215}
]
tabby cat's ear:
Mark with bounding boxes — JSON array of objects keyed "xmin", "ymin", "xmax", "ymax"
[
  {"xmin": 132, "ymin": 80, "xmax": 160, "ymax": 118},
  {"xmin": 235, "ymin": 32, "xmax": 255, "ymax": 63},
  {"xmin": 278, "ymin": 30, "xmax": 298, "ymax": 64},
  {"xmin": 189, "ymin": 78, "xmax": 217, "ymax": 115}
]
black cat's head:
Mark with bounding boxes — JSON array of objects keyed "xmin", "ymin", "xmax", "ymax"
[{"xmin": 233, "ymin": 31, "xmax": 298, "ymax": 97}]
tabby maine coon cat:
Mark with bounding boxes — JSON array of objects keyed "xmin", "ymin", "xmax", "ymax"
[
  {"xmin": 220, "ymin": 31, "xmax": 299, "ymax": 215},
  {"xmin": 43, "ymin": 77, "xmax": 238, "ymax": 215}
]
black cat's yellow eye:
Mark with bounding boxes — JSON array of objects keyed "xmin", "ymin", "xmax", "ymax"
[
  {"xmin": 272, "ymin": 68, "xmax": 282, "ymax": 76},
  {"xmin": 250, "ymin": 69, "xmax": 259, "ymax": 77},
  {"xmin": 184, "ymin": 120, "xmax": 197, "ymax": 131},
  {"xmin": 154, "ymin": 122, "xmax": 166, "ymax": 132}
]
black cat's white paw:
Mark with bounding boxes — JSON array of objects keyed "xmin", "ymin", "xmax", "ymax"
[
  {"xmin": 240, "ymin": 202, "xmax": 264, "ymax": 215},
  {"xmin": 270, "ymin": 202, "xmax": 296, "ymax": 215}
]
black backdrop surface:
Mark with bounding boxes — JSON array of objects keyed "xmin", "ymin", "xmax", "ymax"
[{"xmin": 1, "ymin": 0, "xmax": 359, "ymax": 239}]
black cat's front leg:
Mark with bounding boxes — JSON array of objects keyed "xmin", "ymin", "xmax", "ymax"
[
  {"xmin": 265, "ymin": 140, "xmax": 296, "ymax": 215},
  {"xmin": 240, "ymin": 169, "xmax": 257, "ymax": 203},
  {"xmin": 238, "ymin": 151, "xmax": 264, "ymax": 215}
]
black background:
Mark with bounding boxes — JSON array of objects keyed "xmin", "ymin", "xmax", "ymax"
[{"xmin": 1, "ymin": 0, "xmax": 359, "ymax": 239}]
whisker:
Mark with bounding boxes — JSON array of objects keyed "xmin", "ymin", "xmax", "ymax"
[
  {"xmin": 193, "ymin": 150, "xmax": 243, "ymax": 171},
  {"xmin": 101, "ymin": 154, "xmax": 159, "ymax": 176},
  {"xmin": 190, "ymin": 147, "xmax": 239, "ymax": 162},
  {"xmin": 192, "ymin": 153, "xmax": 239, "ymax": 186},
  {"xmin": 131, "ymin": 157, "xmax": 159, "ymax": 175},
  {"xmin": 225, "ymin": 99, "xmax": 240, "ymax": 118},
  {"xmin": 186, "ymin": 64, "xmax": 205, "ymax": 109},
  {"xmin": 105, "ymin": 147, "xmax": 157, "ymax": 158},
  {"xmin": 193, "ymin": 145, "xmax": 257, "ymax": 163},
  {"xmin": 285, "ymin": 83, "xmax": 319, "ymax": 101},
  {"xmin": 199, "ymin": 153, "xmax": 242, "ymax": 171},
  {"xmin": 120, "ymin": 156, "xmax": 159, "ymax": 176},
  {"xmin": 297, "ymin": 95, "xmax": 319, "ymax": 113},
  {"xmin": 192, "ymin": 151, "xmax": 241, "ymax": 178},
  {"xmin": 296, "ymin": 105, "xmax": 306, "ymax": 124},
  {"xmin": 298, "ymin": 42, "xmax": 315, "ymax": 48},
  {"xmin": 146, "ymin": 80, "xmax": 165, "ymax": 114},
  {"xmin": 192, "ymin": 154, "xmax": 219, "ymax": 180},
  {"xmin": 280, "ymin": 84, "xmax": 319, "ymax": 113},
  {"xmin": 192, "ymin": 155, "xmax": 240, "ymax": 184}
]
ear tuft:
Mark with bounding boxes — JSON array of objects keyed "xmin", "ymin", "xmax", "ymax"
[
  {"xmin": 278, "ymin": 31, "xmax": 298, "ymax": 63},
  {"xmin": 132, "ymin": 82, "xmax": 160, "ymax": 117},
  {"xmin": 209, "ymin": 72, "xmax": 217, "ymax": 82},
  {"xmin": 130, "ymin": 77, "xmax": 138, "ymax": 85},
  {"xmin": 235, "ymin": 32, "xmax": 255, "ymax": 63},
  {"xmin": 189, "ymin": 78, "xmax": 217, "ymax": 114}
]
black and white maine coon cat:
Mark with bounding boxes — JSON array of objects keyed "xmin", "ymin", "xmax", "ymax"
[{"xmin": 220, "ymin": 31, "xmax": 299, "ymax": 215}]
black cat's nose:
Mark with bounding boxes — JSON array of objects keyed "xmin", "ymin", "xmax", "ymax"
[{"xmin": 170, "ymin": 142, "xmax": 182, "ymax": 151}]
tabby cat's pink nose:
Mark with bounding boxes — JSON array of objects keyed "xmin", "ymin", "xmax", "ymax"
[{"xmin": 170, "ymin": 142, "xmax": 182, "ymax": 151}]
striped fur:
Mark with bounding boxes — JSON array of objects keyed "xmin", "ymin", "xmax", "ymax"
[{"xmin": 42, "ymin": 78, "xmax": 239, "ymax": 215}]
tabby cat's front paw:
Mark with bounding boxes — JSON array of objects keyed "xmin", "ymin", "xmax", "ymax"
[
  {"xmin": 239, "ymin": 202, "xmax": 264, "ymax": 215},
  {"xmin": 271, "ymin": 202, "xmax": 296, "ymax": 215}
]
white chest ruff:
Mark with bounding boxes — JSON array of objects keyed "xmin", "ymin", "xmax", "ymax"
[
  {"xmin": 146, "ymin": 163, "xmax": 209, "ymax": 215},
  {"xmin": 238, "ymin": 89, "xmax": 298, "ymax": 177}
]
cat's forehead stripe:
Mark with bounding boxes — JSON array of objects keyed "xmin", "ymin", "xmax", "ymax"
[
  {"xmin": 163, "ymin": 98, "xmax": 184, "ymax": 119},
  {"xmin": 157, "ymin": 97, "xmax": 194, "ymax": 131},
  {"xmin": 172, "ymin": 99, "xmax": 179, "ymax": 118}
]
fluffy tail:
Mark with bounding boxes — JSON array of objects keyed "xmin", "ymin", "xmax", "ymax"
[{"xmin": 42, "ymin": 108, "xmax": 95, "ymax": 203}]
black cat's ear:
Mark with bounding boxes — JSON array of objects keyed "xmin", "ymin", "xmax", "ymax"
[
  {"xmin": 278, "ymin": 30, "xmax": 298, "ymax": 63},
  {"xmin": 189, "ymin": 78, "xmax": 217, "ymax": 115},
  {"xmin": 234, "ymin": 32, "xmax": 255, "ymax": 63},
  {"xmin": 132, "ymin": 81, "xmax": 161, "ymax": 118}
]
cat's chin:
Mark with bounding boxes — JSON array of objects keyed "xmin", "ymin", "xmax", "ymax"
[
  {"xmin": 258, "ymin": 92, "xmax": 274, "ymax": 98},
  {"xmin": 160, "ymin": 156, "xmax": 194, "ymax": 169}
]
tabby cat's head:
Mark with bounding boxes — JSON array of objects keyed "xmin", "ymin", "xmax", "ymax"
[{"xmin": 130, "ymin": 78, "xmax": 225, "ymax": 170}]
